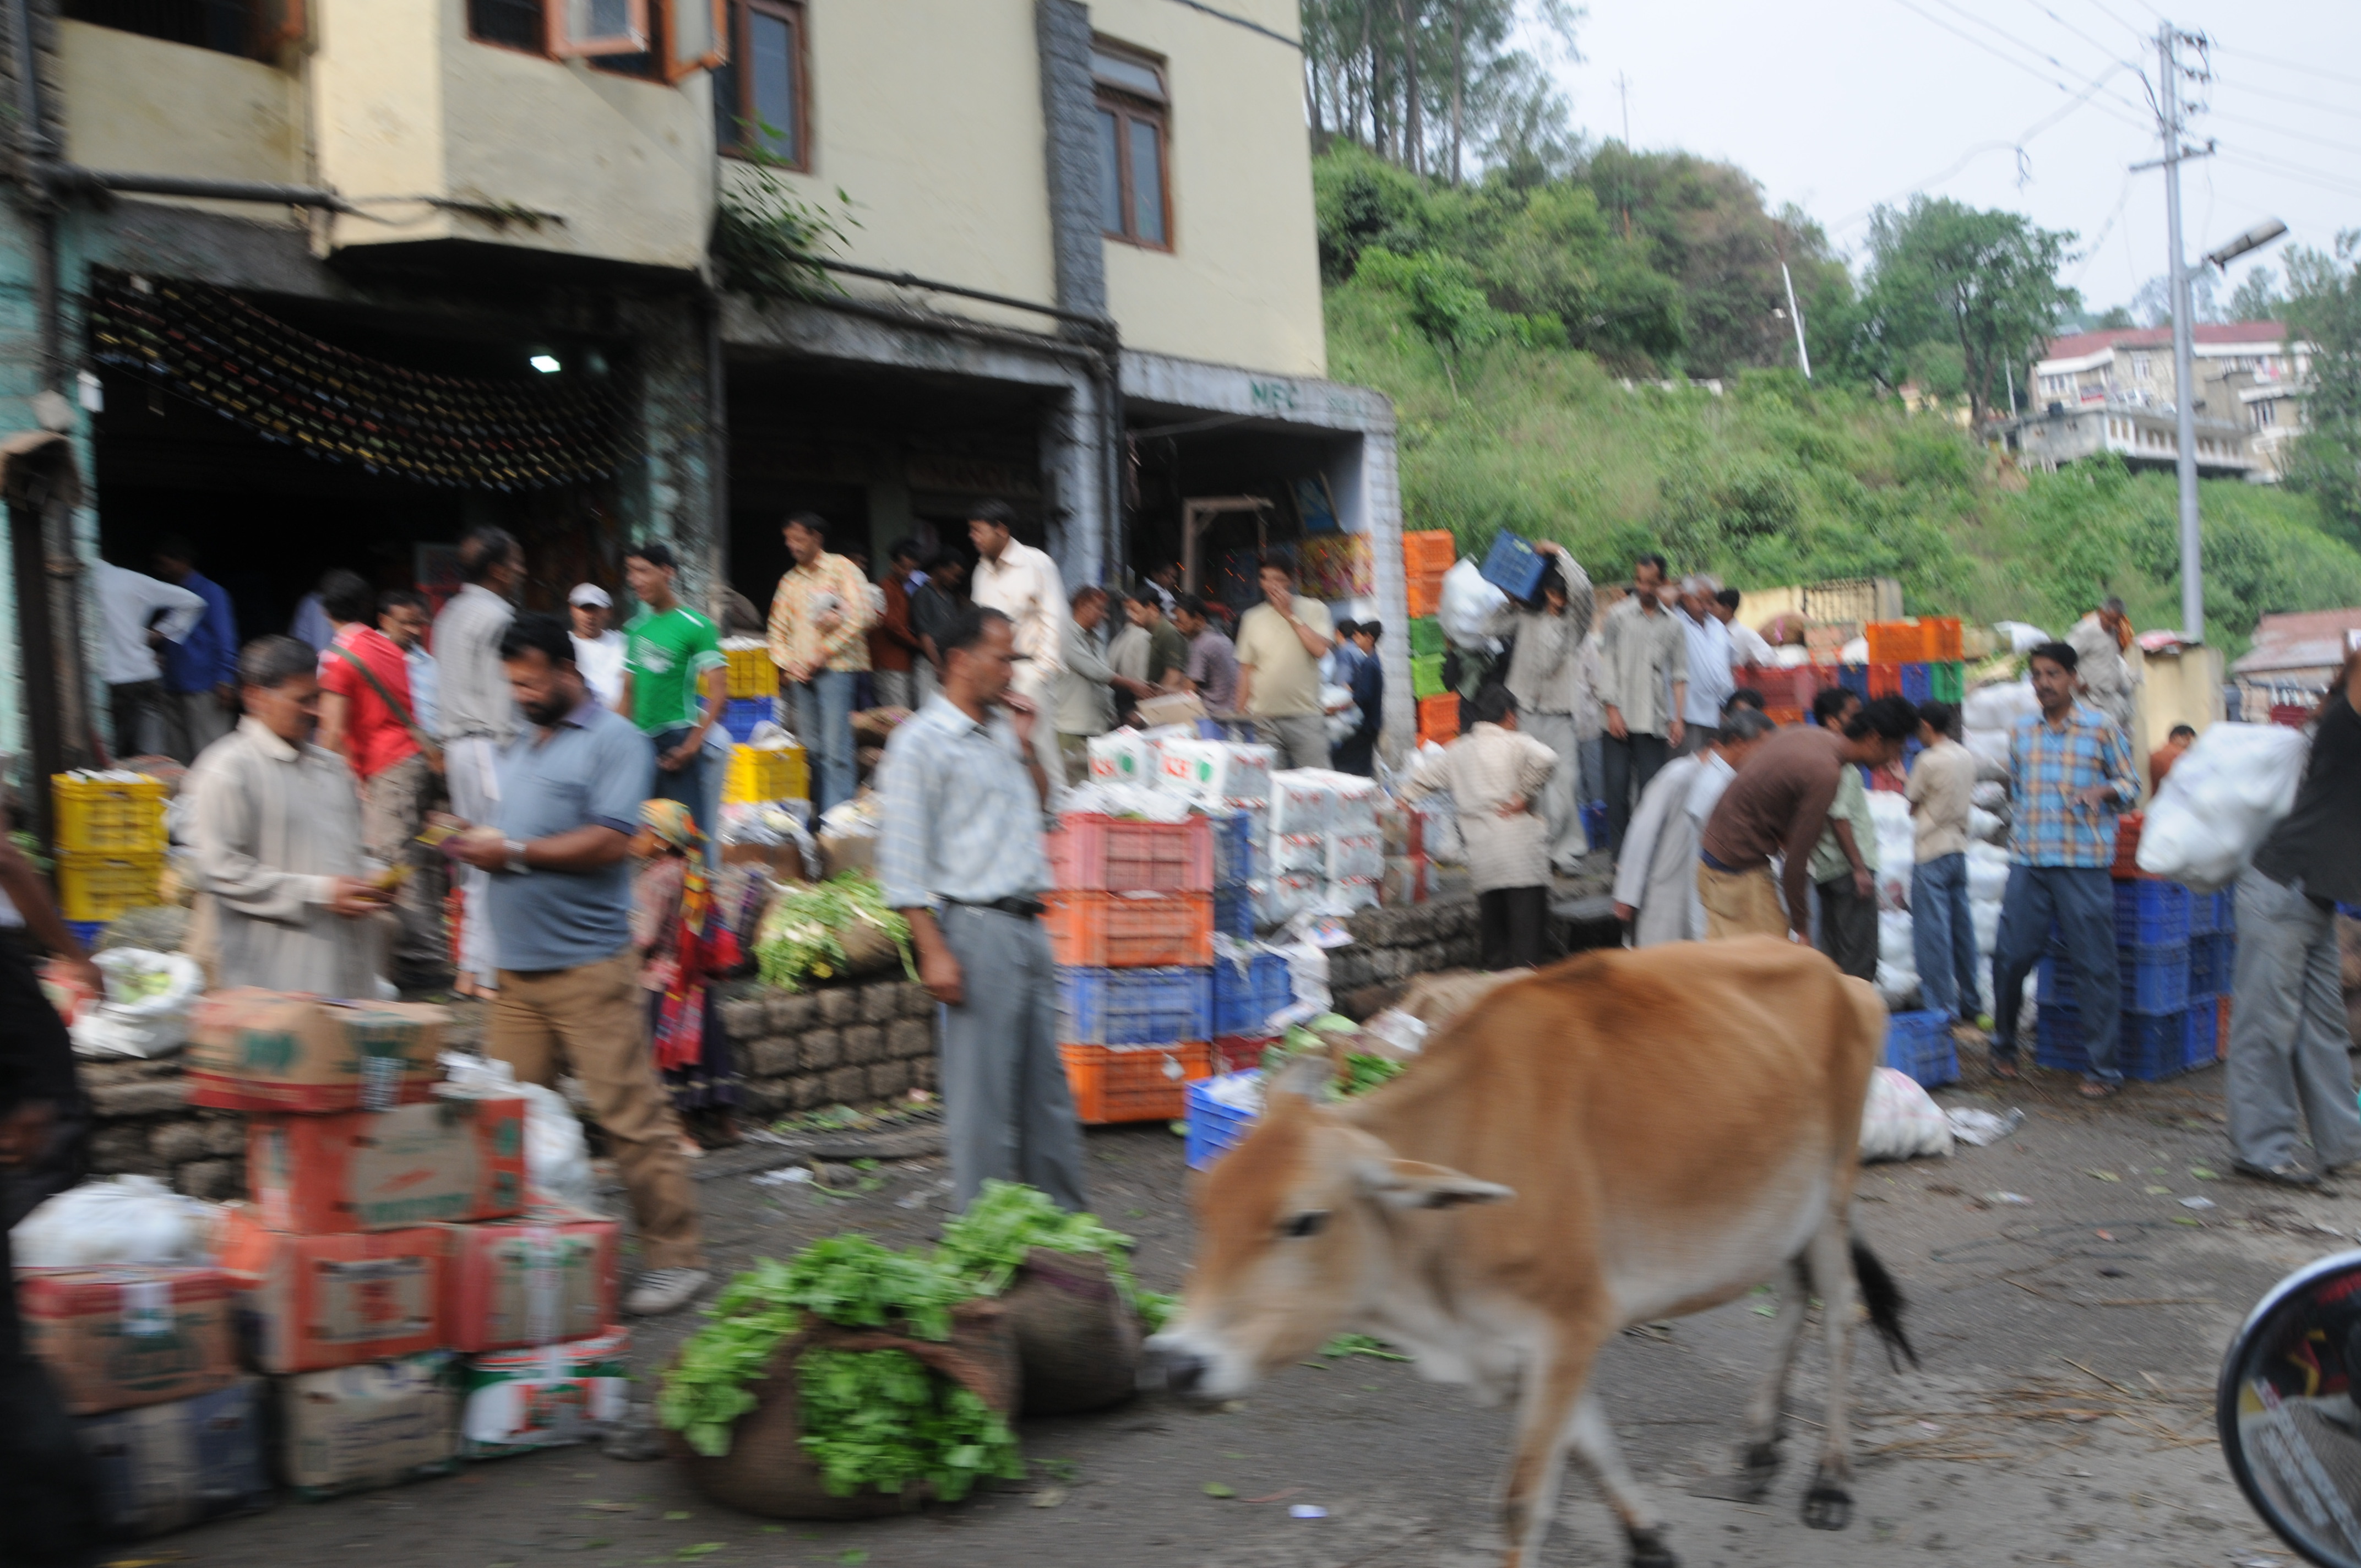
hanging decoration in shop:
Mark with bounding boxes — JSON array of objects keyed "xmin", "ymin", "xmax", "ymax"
[{"xmin": 87, "ymin": 273, "xmax": 635, "ymax": 491}]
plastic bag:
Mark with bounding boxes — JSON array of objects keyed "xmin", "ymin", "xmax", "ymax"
[
  {"xmin": 1995, "ymin": 621, "xmax": 2052, "ymax": 654},
  {"xmin": 1858, "ymin": 1067, "xmax": 1952, "ymax": 1162},
  {"xmin": 1962, "ymin": 679, "xmax": 2041, "ymax": 734},
  {"xmin": 69, "ymin": 948, "xmax": 205, "ymax": 1058},
  {"xmin": 1438, "ymin": 559, "xmax": 1509, "ymax": 652},
  {"xmin": 10, "ymin": 1174, "xmax": 219, "ymax": 1267},
  {"xmin": 442, "ymin": 1054, "xmax": 600, "ymax": 1213},
  {"xmin": 2135, "ymin": 722, "xmax": 2309, "ymax": 891}
]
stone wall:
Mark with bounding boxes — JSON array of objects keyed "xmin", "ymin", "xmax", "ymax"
[{"xmin": 712, "ymin": 977, "xmax": 941, "ymax": 1118}]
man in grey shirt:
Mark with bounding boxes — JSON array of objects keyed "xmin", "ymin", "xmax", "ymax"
[
  {"xmin": 1492, "ymin": 542, "xmax": 1595, "ymax": 874},
  {"xmin": 879, "ymin": 605, "xmax": 1086, "ymax": 1212},
  {"xmin": 447, "ymin": 612, "xmax": 706, "ymax": 1317},
  {"xmin": 433, "ymin": 527, "xmax": 524, "ymax": 994},
  {"xmin": 1595, "ymin": 553, "xmax": 1689, "ymax": 856}
]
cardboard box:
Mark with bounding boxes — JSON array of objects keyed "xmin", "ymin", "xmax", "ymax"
[
  {"xmin": 459, "ymin": 1327, "xmax": 631, "ymax": 1459},
  {"xmin": 1087, "ymin": 729, "xmax": 1152, "ymax": 783},
  {"xmin": 719, "ymin": 840, "xmax": 804, "ymax": 879},
  {"xmin": 249, "ymin": 1092, "xmax": 527, "ymax": 1234},
  {"xmin": 187, "ymin": 989, "xmax": 446, "ymax": 1114},
  {"xmin": 1133, "ymin": 691, "xmax": 1207, "ymax": 729},
  {"xmin": 217, "ymin": 1206, "xmax": 444, "ymax": 1374},
  {"xmin": 279, "ymin": 1352, "xmax": 461, "ymax": 1499},
  {"xmin": 1153, "ymin": 739, "xmax": 1272, "ymax": 804},
  {"xmin": 1381, "ymin": 854, "xmax": 1430, "ymax": 906},
  {"xmin": 77, "ymin": 1376, "xmax": 270, "ymax": 1538},
  {"xmin": 20, "ymin": 1266, "xmax": 238, "ymax": 1415},
  {"xmin": 439, "ymin": 1201, "xmax": 619, "ymax": 1353},
  {"xmin": 818, "ymin": 830, "xmax": 876, "ymax": 881}
]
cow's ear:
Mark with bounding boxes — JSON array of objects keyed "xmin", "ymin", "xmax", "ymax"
[
  {"xmin": 1354, "ymin": 1158, "xmax": 1514, "ymax": 1211},
  {"xmin": 1270, "ymin": 1052, "xmax": 1334, "ymax": 1103}
]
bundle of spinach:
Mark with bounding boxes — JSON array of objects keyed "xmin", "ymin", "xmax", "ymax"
[
  {"xmin": 753, "ymin": 872, "xmax": 917, "ymax": 992},
  {"xmin": 659, "ymin": 1237, "xmax": 971, "ymax": 1458},
  {"xmin": 935, "ymin": 1179, "xmax": 1144, "ymax": 1313},
  {"xmin": 796, "ymin": 1348, "xmax": 1024, "ymax": 1501}
]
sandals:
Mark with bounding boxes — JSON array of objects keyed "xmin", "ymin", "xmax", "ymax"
[{"xmin": 2077, "ymin": 1080, "xmax": 2119, "ymax": 1100}]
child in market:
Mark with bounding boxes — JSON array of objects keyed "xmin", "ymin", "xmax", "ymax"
[{"xmin": 631, "ymin": 800, "xmax": 743, "ymax": 1153}]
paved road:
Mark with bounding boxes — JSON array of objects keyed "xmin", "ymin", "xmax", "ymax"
[{"xmin": 176, "ymin": 1055, "xmax": 2352, "ymax": 1567}]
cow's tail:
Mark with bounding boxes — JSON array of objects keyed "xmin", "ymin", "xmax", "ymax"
[{"xmin": 1850, "ymin": 1234, "xmax": 1919, "ymax": 1371}]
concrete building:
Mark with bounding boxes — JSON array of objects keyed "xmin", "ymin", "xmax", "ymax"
[
  {"xmin": 0, "ymin": 0, "xmax": 1407, "ymax": 810},
  {"xmin": 2020, "ymin": 320, "xmax": 2309, "ymax": 480},
  {"xmin": 2231, "ymin": 608, "xmax": 2361, "ymax": 719}
]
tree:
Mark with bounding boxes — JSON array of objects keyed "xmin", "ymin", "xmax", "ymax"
[
  {"xmin": 2130, "ymin": 269, "xmax": 2221, "ymax": 327},
  {"xmin": 1850, "ymin": 198, "xmax": 2079, "ymax": 424},
  {"xmin": 2228, "ymin": 265, "xmax": 2286, "ymax": 323},
  {"xmin": 2282, "ymin": 233, "xmax": 2361, "ymax": 544}
]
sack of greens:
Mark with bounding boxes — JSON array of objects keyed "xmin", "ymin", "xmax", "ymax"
[
  {"xmin": 937, "ymin": 1182, "xmax": 1147, "ymax": 1416},
  {"xmin": 661, "ymin": 1237, "xmax": 1021, "ymax": 1518}
]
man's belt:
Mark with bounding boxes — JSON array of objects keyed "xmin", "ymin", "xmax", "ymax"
[{"xmin": 945, "ymin": 896, "xmax": 1045, "ymax": 919}]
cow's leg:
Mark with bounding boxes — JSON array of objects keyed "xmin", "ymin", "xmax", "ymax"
[
  {"xmin": 1736, "ymin": 1257, "xmax": 1814, "ymax": 1497},
  {"xmin": 1498, "ymin": 1330, "xmax": 1600, "ymax": 1568},
  {"xmin": 1567, "ymin": 1390, "xmax": 1675, "ymax": 1568},
  {"xmin": 1801, "ymin": 1214, "xmax": 1859, "ymax": 1530}
]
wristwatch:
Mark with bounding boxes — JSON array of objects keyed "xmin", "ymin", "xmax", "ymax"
[{"xmin": 504, "ymin": 839, "xmax": 531, "ymax": 876}]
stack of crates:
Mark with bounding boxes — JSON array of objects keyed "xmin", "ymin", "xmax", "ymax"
[
  {"xmin": 1864, "ymin": 618, "xmax": 1965, "ymax": 716},
  {"xmin": 1403, "ymin": 530, "xmax": 1454, "ymax": 618},
  {"xmin": 1408, "ymin": 615, "xmax": 1450, "ymax": 700},
  {"xmin": 1417, "ymin": 693, "xmax": 1461, "ymax": 745},
  {"xmin": 2035, "ymin": 880, "xmax": 2215, "ymax": 1080},
  {"xmin": 51, "ymin": 774, "xmax": 168, "ymax": 930},
  {"xmin": 1045, "ymin": 814, "xmax": 1215, "ymax": 1123},
  {"xmin": 2186, "ymin": 887, "xmax": 2237, "ymax": 1060},
  {"xmin": 719, "ymin": 697, "xmax": 776, "ymax": 743},
  {"xmin": 721, "ymin": 741, "xmax": 809, "ymax": 805}
]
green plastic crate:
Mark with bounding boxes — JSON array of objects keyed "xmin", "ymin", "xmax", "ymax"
[
  {"xmin": 1930, "ymin": 661, "xmax": 1965, "ymax": 702},
  {"xmin": 1411, "ymin": 653, "xmax": 1449, "ymax": 699},
  {"xmin": 1407, "ymin": 617, "xmax": 1446, "ymax": 657}
]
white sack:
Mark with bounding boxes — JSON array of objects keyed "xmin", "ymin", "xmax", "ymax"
[
  {"xmin": 2135, "ymin": 722, "xmax": 2309, "ymax": 892},
  {"xmin": 1438, "ymin": 559, "xmax": 1509, "ymax": 651},
  {"xmin": 1963, "ymin": 728, "xmax": 2014, "ymax": 782},
  {"xmin": 68, "ymin": 948, "xmax": 204, "ymax": 1059},
  {"xmin": 443, "ymin": 1053, "xmax": 599, "ymax": 1213},
  {"xmin": 11, "ymin": 1175, "xmax": 218, "ymax": 1267},
  {"xmin": 1858, "ymin": 1067, "xmax": 1953, "ymax": 1162},
  {"xmin": 1968, "ymin": 806, "xmax": 2008, "ymax": 846},
  {"xmin": 1995, "ymin": 622, "xmax": 2052, "ymax": 654},
  {"xmin": 1962, "ymin": 679, "xmax": 2042, "ymax": 733}
]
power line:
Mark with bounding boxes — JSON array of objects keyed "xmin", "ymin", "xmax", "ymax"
[
  {"xmin": 1916, "ymin": 0, "xmax": 2155, "ymax": 121},
  {"xmin": 2015, "ymin": 0, "xmax": 2138, "ymax": 68},
  {"xmin": 2212, "ymin": 149, "xmax": 2361, "ymax": 203},
  {"xmin": 2068, "ymin": 0, "xmax": 2150, "ymax": 43},
  {"xmin": 2210, "ymin": 73, "xmax": 2361, "ymax": 126},
  {"xmin": 1880, "ymin": 0, "xmax": 2152, "ymax": 135},
  {"xmin": 2208, "ymin": 42, "xmax": 2361, "ymax": 93},
  {"xmin": 2066, "ymin": 169, "xmax": 2136, "ymax": 286},
  {"xmin": 2204, "ymin": 105, "xmax": 2361, "ymax": 162}
]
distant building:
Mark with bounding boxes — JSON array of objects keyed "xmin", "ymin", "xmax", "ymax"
[
  {"xmin": 2011, "ymin": 322, "xmax": 2311, "ymax": 481},
  {"xmin": 2231, "ymin": 608, "xmax": 2361, "ymax": 718}
]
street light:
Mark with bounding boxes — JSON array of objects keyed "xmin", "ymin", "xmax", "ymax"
[{"xmin": 2204, "ymin": 217, "xmax": 2287, "ymax": 272}]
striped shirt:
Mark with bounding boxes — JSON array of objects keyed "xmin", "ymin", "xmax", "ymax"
[
  {"xmin": 2008, "ymin": 703, "xmax": 2139, "ymax": 869},
  {"xmin": 876, "ymin": 694, "xmax": 1051, "ymax": 910}
]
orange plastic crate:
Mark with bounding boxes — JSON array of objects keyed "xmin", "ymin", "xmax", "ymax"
[
  {"xmin": 1046, "ymin": 815, "xmax": 1214, "ymax": 892},
  {"xmin": 1060, "ymin": 1042, "xmax": 1212, "ymax": 1124},
  {"xmin": 1402, "ymin": 529, "xmax": 1456, "ymax": 578},
  {"xmin": 1925, "ymin": 617, "xmax": 1963, "ymax": 661},
  {"xmin": 1865, "ymin": 662, "xmax": 1902, "ymax": 698},
  {"xmin": 1044, "ymin": 890, "xmax": 1214, "ymax": 967},
  {"xmin": 1406, "ymin": 572, "xmax": 1445, "ymax": 618},
  {"xmin": 1417, "ymin": 692, "xmax": 1460, "ymax": 744},
  {"xmin": 1763, "ymin": 705, "xmax": 1807, "ymax": 728},
  {"xmin": 2217, "ymin": 994, "xmax": 2231, "ymax": 1060}
]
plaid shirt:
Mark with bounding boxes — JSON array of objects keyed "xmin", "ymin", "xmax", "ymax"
[
  {"xmin": 767, "ymin": 551, "xmax": 876, "ymax": 676},
  {"xmin": 2008, "ymin": 704, "xmax": 2139, "ymax": 868}
]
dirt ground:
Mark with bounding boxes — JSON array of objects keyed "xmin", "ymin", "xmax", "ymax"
[{"xmin": 166, "ymin": 1051, "xmax": 2353, "ymax": 1568}]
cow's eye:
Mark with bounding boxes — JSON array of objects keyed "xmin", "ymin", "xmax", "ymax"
[{"xmin": 1282, "ymin": 1211, "xmax": 1330, "ymax": 1239}]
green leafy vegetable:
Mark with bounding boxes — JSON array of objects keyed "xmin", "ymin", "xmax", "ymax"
[
  {"xmin": 937, "ymin": 1180, "xmax": 1145, "ymax": 1311},
  {"xmin": 1341, "ymin": 1053, "xmax": 1404, "ymax": 1096},
  {"xmin": 1320, "ymin": 1333, "xmax": 1410, "ymax": 1362},
  {"xmin": 796, "ymin": 1348, "xmax": 1024, "ymax": 1501},
  {"xmin": 1136, "ymin": 1291, "xmax": 1180, "ymax": 1333},
  {"xmin": 753, "ymin": 872, "xmax": 916, "ymax": 992}
]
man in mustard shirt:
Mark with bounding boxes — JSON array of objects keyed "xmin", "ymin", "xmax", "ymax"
[
  {"xmin": 1233, "ymin": 553, "xmax": 1336, "ymax": 770},
  {"xmin": 766, "ymin": 513, "xmax": 876, "ymax": 814}
]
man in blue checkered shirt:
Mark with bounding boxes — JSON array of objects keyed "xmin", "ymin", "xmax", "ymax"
[{"xmin": 1988, "ymin": 641, "xmax": 2141, "ymax": 1094}]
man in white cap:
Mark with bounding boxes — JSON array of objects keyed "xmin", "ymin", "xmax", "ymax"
[{"xmin": 570, "ymin": 583, "xmax": 627, "ymax": 710}]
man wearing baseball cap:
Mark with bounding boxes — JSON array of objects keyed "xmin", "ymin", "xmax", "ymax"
[{"xmin": 569, "ymin": 583, "xmax": 627, "ymax": 710}]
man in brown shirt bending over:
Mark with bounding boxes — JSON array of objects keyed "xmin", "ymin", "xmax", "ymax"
[{"xmin": 1696, "ymin": 695, "xmax": 1918, "ymax": 941}]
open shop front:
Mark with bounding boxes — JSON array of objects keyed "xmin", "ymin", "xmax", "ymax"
[{"xmin": 83, "ymin": 273, "xmax": 638, "ymax": 652}]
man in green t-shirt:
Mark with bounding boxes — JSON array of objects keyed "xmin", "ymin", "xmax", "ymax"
[{"xmin": 621, "ymin": 541, "xmax": 726, "ymax": 814}]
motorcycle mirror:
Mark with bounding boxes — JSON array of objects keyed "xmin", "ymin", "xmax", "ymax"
[{"xmin": 2219, "ymin": 1248, "xmax": 2361, "ymax": 1567}]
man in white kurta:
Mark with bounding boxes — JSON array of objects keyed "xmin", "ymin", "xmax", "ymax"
[
  {"xmin": 186, "ymin": 636, "xmax": 391, "ymax": 995},
  {"xmin": 1402, "ymin": 687, "xmax": 1558, "ymax": 970}
]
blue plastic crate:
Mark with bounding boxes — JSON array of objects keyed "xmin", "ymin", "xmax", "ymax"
[
  {"xmin": 2033, "ymin": 1002, "xmax": 2092, "ymax": 1074},
  {"xmin": 1212, "ymin": 883, "xmax": 1254, "ymax": 939},
  {"xmin": 2185, "ymin": 999, "xmax": 2219, "ymax": 1071},
  {"xmin": 720, "ymin": 696, "xmax": 775, "ymax": 743},
  {"xmin": 2039, "ymin": 942, "xmax": 2189, "ymax": 1014},
  {"xmin": 2034, "ymin": 1002, "xmax": 2200, "ymax": 1081},
  {"xmin": 1836, "ymin": 665, "xmax": 1870, "ymax": 700},
  {"xmin": 1207, "ymin": 813, "xmax": 1254, "ymax": 888},
  {"xmin": 1899, "ymin": 662, "xmax": 1934, "ymax": 704},
  {"xmin": 2188, "ymin": 887, "xmax": 2220, "ymax": 936},
  {"xmin": 1213, "ymin": 950, "xmax": 1293, "ymax": 1038},
  {"xmin": 1185, "ymin": 1072, "xmax": 1261, "ymax": 1170},
  {"xmin": 1883, "ymin": 1010, "xmax": 1957, "ymax": 1087},
  {"xmin": 2188, "ymin": 933, "xmax": 2234, "ymax": 999},
  {"xmin": 2114, "ymin": 880, "xmax": 2190, "ymax": 946},
  {"xmin": 2214, "ymin": 888, "xmax": 2237, "ymax": 934},
  {"xmin": 64, "ymin": 918, "xmax": 105, "ymax": 951},
  {"xmin": 1056, "ymin": 965, "xmax": 1212, "ymax": 1045},
  {"xmin": 1478, "ymin": 530, "xmax": 1549, "ymax": 602}
]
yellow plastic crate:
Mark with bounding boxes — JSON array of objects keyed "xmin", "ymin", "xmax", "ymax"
[
  {"xmin": 55, "ymin": 851, "xmax": 166, "ymax": 922},
  {"xmin": 723, "ymin": 743, "xmax": 809, "ymax": 804},
  {"xmin": 52, "ymin": 774, "xmax": 169, "ymax": 856},
  {"xmin": 725, "ymin": 646, "xmax": 779, "ymax": 699}
]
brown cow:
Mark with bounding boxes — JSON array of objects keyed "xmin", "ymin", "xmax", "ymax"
[{"xmin": 1149, "ymin": 937, "xmax": 1914, "ymax": 1568}]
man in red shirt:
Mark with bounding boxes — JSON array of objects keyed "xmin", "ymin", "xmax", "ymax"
[
  {"xmin": 869, "ymin": 538, "xmax": 926, "ymax": 710},
  {"xmin": 316, "ymin": 569, "xmax": 442, "ymax": 988}
]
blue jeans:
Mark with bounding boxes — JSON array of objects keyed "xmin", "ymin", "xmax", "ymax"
[
  {"xmin": 1911, "ymin": 853, "xmax": 1983, "ymax": 1023},
  {"xmin": 1992, "ymin": 864, "xmax": 2119, "ymax": 1082},
  {"xmin": 791, "ymin": 669, "xmax": 856, "ymax": 815}
]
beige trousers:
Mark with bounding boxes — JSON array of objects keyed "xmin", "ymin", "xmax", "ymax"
[{"xmin": 1698, "ymin": 862, "xmax": 1789, "ymax": 941}]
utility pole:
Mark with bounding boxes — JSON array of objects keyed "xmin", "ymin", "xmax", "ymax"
[
  {"xmin": 2157, "ymin": 23, "xmax": 2207, "ymax": 644},
  {"xmin": 1780, "ymin": 262, "xmax": 1811, "ymax": 379},
  {"xmin": 1616, "ymin": 73, "xmax": 1631, "ymax": 239}
]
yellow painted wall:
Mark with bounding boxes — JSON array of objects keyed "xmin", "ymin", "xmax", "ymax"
[
  {"xmin": 1092, "ymin": 0, "xmax": 1324, "ymax": 377},
  {"xmin": 317, "ymin": 0, "xmax": 711, "ymax": 271},
  {"xmin": 2135, "ymin": 644, "xmax": 2226, "ymax": 796},
  {"xmin": 741, "ymin": 0, "xmax": 1057, "ymax": 329},
  {"xmin": 57, "ymin": 19, "xmax": 306, "ymax": 223}
]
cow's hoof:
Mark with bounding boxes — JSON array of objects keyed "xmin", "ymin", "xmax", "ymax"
[
  {"xmin": 1626, "ymin": 1525, "xmax": 1678, "ymax": 1568},
  {"xmin": 1738, "ymin": 1441, "xmax": 1780, "ymax": 1499},
  {"xmin": 1802, "ymin": 1479, "xmax": 1852, "ymax": 1531}
]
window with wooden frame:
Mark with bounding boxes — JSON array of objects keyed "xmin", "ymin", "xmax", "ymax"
[
  {"xmin": 464, "ymin": 0, "xmax": 725, "ymax": 81},
  {"xmin": 712, "ymin": 1, "xmax": 809, "ymax": 167},
  {"xmin": 63, "ymin": 0, "xmax": 304, "ymax": 62},
  {"xmin": 1093, "ymin": 42, "xmax": 1168, "ymax": 250}
]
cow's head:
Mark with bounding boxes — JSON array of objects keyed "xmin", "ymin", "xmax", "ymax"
[{"xmin": 1149, "ymin": 1055, "xmax": 1513, "ymax": 1400}]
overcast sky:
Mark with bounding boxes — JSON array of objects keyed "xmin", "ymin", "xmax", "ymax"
[{"xmin": 1539, "ymin": 0, "xmax": 2361, "ymax": 315}]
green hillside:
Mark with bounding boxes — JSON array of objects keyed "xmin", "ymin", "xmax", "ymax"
[{"xmin": 1315, "ymin": 153, "xmax": 2361, "ymax": 654}]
